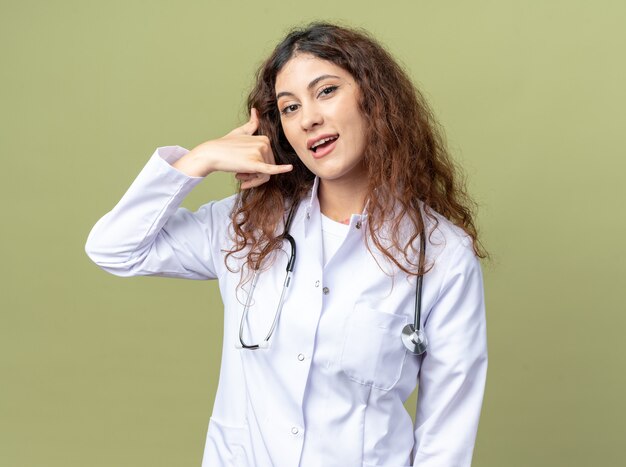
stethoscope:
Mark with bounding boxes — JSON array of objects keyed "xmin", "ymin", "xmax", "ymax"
[{"xmin": 237, "ymin": 204, "xmax": 428, "ymax": 355}]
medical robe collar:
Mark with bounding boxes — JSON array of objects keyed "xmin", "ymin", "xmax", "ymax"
[{"xmin": 303, "ymin": 176, "xmax": 369, "ymax": 238}]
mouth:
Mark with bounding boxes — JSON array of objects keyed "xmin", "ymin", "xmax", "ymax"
[{"xmin": 308, "ymin": 134, "xmax": 339, "ymax": 153}]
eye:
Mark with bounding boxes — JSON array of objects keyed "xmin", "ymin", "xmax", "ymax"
[
  {"xmin": 280, "ymin": 103, "xmax": 300, "ymax": 116},
  {"xmin": 318, "ymin": 85, "xmax": 338, "ymax": 98}
]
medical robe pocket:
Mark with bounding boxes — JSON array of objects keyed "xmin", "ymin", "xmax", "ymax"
[
  {"xmin": 203, "ymin": 417, "xmax": 251, "ymax": 467},
  {"xmin": 339, "ymin": 306, "xmax": 408, "ymax": 390}
]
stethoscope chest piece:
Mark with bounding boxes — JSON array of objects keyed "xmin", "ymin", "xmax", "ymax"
[{"xmin": 402, "ymin": 323, "xmax": 428, "ymax": 355}]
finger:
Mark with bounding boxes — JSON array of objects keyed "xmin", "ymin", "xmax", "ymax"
[
  {"xmin": 262, "ymin": 138, "xmax": 277, "ymax": 165},
  {"xmin": 253, "ymin": 162, "xmax": 293, "ymax": 175},
  {"xmin": 241, "ymin": 173, "xmax": 270, "ymax": 190},
  {"xmin": 235, "ymin": 173, "xmax": 254, "ymax": 181},
  {"xmin": 238, "ymin": 107, "xmax": 260, "ymax": 136}
]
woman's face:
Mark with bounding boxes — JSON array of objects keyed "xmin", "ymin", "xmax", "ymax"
[{"xmin": 275, "ymin": 53, "xmax": 368, "ymax": 186}]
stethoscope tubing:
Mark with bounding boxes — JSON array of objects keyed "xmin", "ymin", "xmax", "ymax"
[{"xmin": 237, "ymin": 202, "xmax": 428, "ymax": 355}]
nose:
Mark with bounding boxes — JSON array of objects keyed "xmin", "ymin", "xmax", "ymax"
[{"xmin": 300, "ymin": 102, "xmax": 323, "ymax": 131}]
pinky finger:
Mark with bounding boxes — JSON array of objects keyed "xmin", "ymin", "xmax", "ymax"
[
  {"xmin": 236, "ymin": 173, "xmax": 254, "ymax": 181},
  {"xmin": 241, "ymin": 174, "xmax": 270, "ymax": 190}
]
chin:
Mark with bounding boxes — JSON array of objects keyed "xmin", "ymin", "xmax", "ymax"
[
  {"xmin": 307, "ymin": 164, "xmax": 344, "ymax": 181},
  {"xmin": 315, "ymin": 160, "xmax": 366, "ymax": 183}
]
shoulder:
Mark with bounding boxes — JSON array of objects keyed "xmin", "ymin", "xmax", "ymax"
[
  {"xmin": 424, "ymin": 207, "xmax": 472, "ymax": 248},
  {"xmin": 420, "ymin": 204, "xmax": 477, "ymax": 271}
]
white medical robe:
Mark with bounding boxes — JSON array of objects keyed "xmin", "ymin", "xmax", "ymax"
[{"xmin": 85, "ymin": 146, "xmax": 488, "ymax": 466}]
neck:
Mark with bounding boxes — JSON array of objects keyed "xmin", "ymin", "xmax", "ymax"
[{"xmin": 318, "ymin": 176, "xmax": 369, "ymax": 225}]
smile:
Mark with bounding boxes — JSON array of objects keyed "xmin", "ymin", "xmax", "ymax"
[
  {"xmin": 310, "ymin": 137, "xmax": 338, "ymax": 159},
  {"xmin": 308, "ymin": 134, "xmax": 339, "ymax": 157}
]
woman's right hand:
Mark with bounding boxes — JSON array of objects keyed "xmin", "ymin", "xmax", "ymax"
[{"xmin": 172, "ymin": 108, "xmax": 293, "ymax": 189}]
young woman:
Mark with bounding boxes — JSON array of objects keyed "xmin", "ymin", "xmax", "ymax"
[{"xmin": 86, "ymin": 22, "xmax": 488, "ymax": 467}]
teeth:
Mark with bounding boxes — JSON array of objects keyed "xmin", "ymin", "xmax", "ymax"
[{"xmin": 311, "ymin": 135, "xmax": 338, "ymax": 150}]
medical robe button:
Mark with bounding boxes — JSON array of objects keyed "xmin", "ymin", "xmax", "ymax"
[
  {"xmin": 315, "ymin": 280, "xmax": 320, "ymax": 287},
  {"xmin": 297, "ymin": 353, "xmax": 305, "ymax": 361},
  {"xmin": 291, "ymin": 426, "xmax": 299, "ymax": 434},
  {"xmin": 323, "ymin": 287, "xmax": 329, "ymax": 295}
]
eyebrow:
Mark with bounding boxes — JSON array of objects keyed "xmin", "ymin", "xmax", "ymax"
[{"xmin": 276, "ymin": 74, "xmax": 341, "ymax": 100}]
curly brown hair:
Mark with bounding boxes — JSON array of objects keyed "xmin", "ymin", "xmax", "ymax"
[{"xmin": 226, "ymin": 22, "xmax": 487, "ymax": 276}]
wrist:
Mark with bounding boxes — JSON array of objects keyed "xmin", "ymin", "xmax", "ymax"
[{"xmin": 171, "ymin": 151, "xmax": 212, "ymax": 177}]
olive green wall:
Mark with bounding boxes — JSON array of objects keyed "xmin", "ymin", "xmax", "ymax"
[{"xmin": 2, "ymin": 1, "xmax": 624, "ymax": 466}]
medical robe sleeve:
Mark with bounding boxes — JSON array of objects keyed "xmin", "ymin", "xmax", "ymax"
[
  {"xmin": 412, "ymin": 237, "xmax": 488, "ymax": 466},
  {"xmin": 85, "ymin": 146, "xmax": 228, "ymax": 280}
]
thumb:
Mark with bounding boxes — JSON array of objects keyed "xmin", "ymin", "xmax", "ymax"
[{"xmin": 236, "ymin": 107, "xmax": 260, "ymax": 136}]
